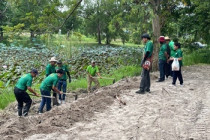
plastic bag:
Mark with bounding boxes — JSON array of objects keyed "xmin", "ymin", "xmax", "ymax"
[{"xmin": 172, "ymin": 58, "xmax": 180, "ymax": 71}]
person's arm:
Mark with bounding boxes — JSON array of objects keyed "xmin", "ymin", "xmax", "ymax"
[
  {"xmin": 46, "ymin": 66, "xmax": 50, "ymax": 77},
  {"xmin": 86, "ymin": 66, "xmax": 93, "ymax": 78},
  {"xmin": 96, "ymin": 67, "xmax": 101, "ymax": 78},
  {"xmin": 27, "ymin": 87, "xmax": 39, "ymax": 97},
  {"xmin": 67, "ymin": 71, "xmax": 71, "ymax": 83},
  {"xmin": 52, "ymin": 86, "xmax": 63, "ymax": 94},
  {"xmin": 170, "ymin": 57, "xmax": 182, "ymax": 61},
  {"xmin": 97, "ymin": 72, "xmax": 102, "ymax": 78},
  {"xmin": 143, "ymin": 51, "xmax": 150, "ymax": 62},
  {"xmin": 66, "ymin": 66, "xmax": 71, "ymax": 83}
]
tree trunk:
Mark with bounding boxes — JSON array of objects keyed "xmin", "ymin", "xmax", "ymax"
[
  {"xmin": 0, "ymin": 27, "xmax": 3, "ymax": 41},
  {"xmin": 106, "ymin": 33, "xmax": 110, "ymax": 45},
  {"xmin": 97, "ymin": 19, "xmax": 101, "ymax": 44},
  {"xmin": 30, "ymin": 31, "xmax": 35, "ymax": 40},
  {"xmin": 152, "ymin": 14, "xmax": 161, "ymax": 71}
]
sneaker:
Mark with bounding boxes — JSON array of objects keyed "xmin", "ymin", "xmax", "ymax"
[
  {"xmin": 58, "ymin": 100, "xmax": 62, "ymax": 104},
  {"xmin": 156, "ymin": 79, "xmax": 164, "ymax": 82},
  {"xmin": 62, "ymin": 100, "xmax": 66, "ymax": 104},
  {"xmin": 38, "ymin": 111, "xmax": 43, "ymax": 114},
  {"xmin": 145, "ymin": 89, "xmax": 151, "ymax": 93},
  {"xmin": 135, "ymin": 90, "xmax": 145, "ymax": 94},
  {"xmin": 169, "ymin": 84, "xmax": 175, "ymax": 87}
]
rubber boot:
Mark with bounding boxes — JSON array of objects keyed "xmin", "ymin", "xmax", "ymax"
[
  {"xmin": 23, "ymin": 102, "xmax": 31, "ymax": 117},
  {"xmin": 18, "ymin": 107, "xmax": 23, "ymax": 117},
  {"xmin": 52, "ymin": 92, "xmax": 58, "ymax": 106}
]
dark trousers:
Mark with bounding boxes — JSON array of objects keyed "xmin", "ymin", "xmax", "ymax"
[
  {"xmin": 169, "ymin": 60, "xmax": 173, "ymax": 77},
  {"xmin": 39, "ymin": 89, "xmax": 51, "ymax": 112},
  {"xmin": 159, "ymin": 59, "xmax": 166, "ymax": 81},
  {"xmin": 140, "ymin": 68, "xmax": 150, "ymax": 91},
  {"xmin": 165, "ymin": 62, "xmax": 170, "ymax": 78},
  {"xmin": 172, "ymin": 67, "xmax": 183, "ymax": 85},
  {"xmin": 58, "ymin": 80, "xmax": 67, "ymax": 100},
  {"xmin": 14, "ymin": 87, "xmax": 32, "ymax": 116}
]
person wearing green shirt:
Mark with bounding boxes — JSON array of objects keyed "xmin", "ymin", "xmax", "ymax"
[
  {"xmin": 14, "ymin": 69, "xmax": 39, "ymax": 117},
  {"xmin": 86, "ymin": 60, "xmax": 101, "ymax": 93},
  {"xmin": 136, "ymin": 33, "xmax": 153, "ymax": 94},
  {"xmin": 168, "ymin": 39, "xmax": 176, "ymax": 77},
  {"xmin": 157, "ymin": 36, "xmax": 168, "ymax": 82},
  {"xmin": 164, "ymin": 36, "xmax": 171, "ymax": 78},
  {"xmin": 46, "ymin": 57, "xmax": 57, "ymax": 77},
  {"xmin": 56, "ymin": 60, "xmax": 71, "ymax": 104},
  {"xmin": 46, "ymin": 57, "xmax": 59, "ymax": 105},
  {"xmin": 169, "ymin": 42, "xmax": 183, "ymax": 85},
  {"xmin": 38, "ymin": 69, "xmax": 64, "ymax": 113}
]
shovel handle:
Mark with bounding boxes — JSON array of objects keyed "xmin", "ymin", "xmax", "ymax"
[{"xmin": 29, "ymin": 94, "xmax": 55, "ymax": 99}]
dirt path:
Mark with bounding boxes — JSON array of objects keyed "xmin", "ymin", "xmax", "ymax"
[{"xmin": 0, "ymin": 65, "xmax": 210, "ymax": 140}]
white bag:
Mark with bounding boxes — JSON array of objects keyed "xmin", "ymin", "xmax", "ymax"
[{"xmin": 172, "ymin": 58, "xmax": 180, "ymax": 71}]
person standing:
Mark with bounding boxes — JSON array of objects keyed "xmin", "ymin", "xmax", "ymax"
[
  {"xmin": 164, "ymin": 36, "xmax": 171, "ymax": 78},
  {"xmin": 136, "ymin": 33, "xmax": 153, "ymax": 94},
  {"xmin": 46, "ymin": 57, "xmax": 59, "ymax": 105},
  {"xmin": 56, "ymin": 60, "xmax": 71, "ymax": 104},
  {"xmin": 86, "ymin": 60, "xmax": 101, "ymax": 93},
  {"xmin": 38, "ymin": 69, "xmax": 64, "ymax": 114},
  {"xmin": 14, "ymin": 69, "xmax": 39, "ymax": 117},
  {"xmin": 169, "ymin": 43, "xmax": 183, "ymax": 85},
  {"xmin": 46, "ymin": 57, "xmax": 57, "ymax": 77},
  {"xmin": 157, "ymin": 36, "xmax": 168, "ymax": 82},
  {"xmin": 168, "ymin": 38, "xmax": 175, "ymax": 77}
]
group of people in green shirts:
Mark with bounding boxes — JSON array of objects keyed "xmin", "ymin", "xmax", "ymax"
[
  {"xmin": 13, "ymin": 33, "xmax": 183, "ymax": 116},
  {"xmin": 14, "ymin": 57, "xmax": 101, "ymax": 117},
  {"xmin": 136, "ymin": 34, "xmax": 183, "ymax": 94}
]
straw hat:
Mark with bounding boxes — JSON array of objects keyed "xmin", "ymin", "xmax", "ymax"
[
  {"xmin": 165, "ymin": 36, "xmax": 170, "ymax": 41},
  {"xmin": 49, "ymin": 57, "xmax": 57, "ymax": 62}
]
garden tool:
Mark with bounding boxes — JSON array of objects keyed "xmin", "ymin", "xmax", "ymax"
[{"xmin": 29, "ymin": 94, "xmax": 55, "ymax": 99}]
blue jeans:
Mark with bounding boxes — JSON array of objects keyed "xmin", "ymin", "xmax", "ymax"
[
  {"xmin": 159, "ymin": 59, "xmax": 166, "ymax": 81},
  {"xmin": 39, "ymin": 90, "xmax": 51, "ymax": 112},
  {"xmin": 58, "ymin": 80, "xmax": 67, "ymax": 100}
]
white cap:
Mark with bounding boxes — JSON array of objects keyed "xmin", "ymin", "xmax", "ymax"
[{"xmin": 49, "ymin": 57, "xmax": 57, "ymax": 62}]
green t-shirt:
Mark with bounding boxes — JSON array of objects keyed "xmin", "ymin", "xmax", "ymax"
[
  {"xmin": 169, "ymin": 41, "xmax": 176, "ymax": 57},
  {"xmin": 46, "ymin": 64, "xmax": 56, "ymax": 77},
  {"xmin": 159, "ymin": 43, "xmax": 167, "ymax": 60},
  {"xmin": 55, "ymin": 65, "xmax": 69, "ymax": 80},
  {"xmin": 40, "ymin": 73, "xmax": 59, "ymax": 91},
  {"xmin": 86, "ymin": 65, "xmax": 99, "ymax": 76},
  {"xmin": 174, "ymin": 49, "xmax": 183, "ymax": 66},
  {"xmin": 15, "ymin": 73, "xmax": 33, "ymax": 91},
  {"xmin": 144, "ymin": 41, "xmax": 153, "ymax": 57}
]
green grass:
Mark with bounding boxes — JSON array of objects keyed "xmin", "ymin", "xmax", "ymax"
[
  {"xmin": 183, "ymin": 48, "xmax": 210, "ymax": 66},
  {"xmin": 0, "ymin": 87, "xmax": 16, "ymax": 109},
  {"xmin": 69, "ymin": 65, "xmax": 141, "ymax": 91}
]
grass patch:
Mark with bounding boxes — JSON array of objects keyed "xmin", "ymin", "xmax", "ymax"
[
  {"xmin": 69, "ymin": 65, "xmax": 141, "ymax": 91},
  {"xmin": 183, "ymin": 48, "xmax": 210, "ymax": 66},
  {"xmin": 0, "ymin": 87, "xmax": 15, "ymax": 109}
]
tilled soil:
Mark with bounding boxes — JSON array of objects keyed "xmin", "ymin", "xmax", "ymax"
[{"xmin": 0, "ymin": 65, "xmax": 210, "ymax": 140}]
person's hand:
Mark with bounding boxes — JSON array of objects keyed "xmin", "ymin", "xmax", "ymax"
[
  {"xmin": 35, "ymin": 93, "xmax": 40, "ymax": 97},
  {"xmin": 69, "ymin": 77, "xmax": 71, "ymax": 83},
  {"xmin": 60, "ymin": 91, "xmax": 63, "ymax": 94},
  {"xmin": 141, "ymin": 60, "xmax": 145, "ymax": 67}
]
